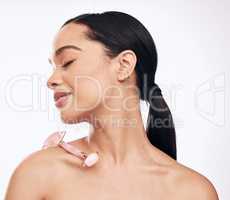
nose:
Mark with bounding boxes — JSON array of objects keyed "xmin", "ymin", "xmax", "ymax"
[
  {"xmin": 47, "ymin": 80, "xmax": 58, "ymax": 90},
  {"xmin": 47, "ymin": 73, "xmax": 62, "ymax": 90}
]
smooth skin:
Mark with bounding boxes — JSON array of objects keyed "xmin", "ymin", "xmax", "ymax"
[{"xmin": 5, "ymin": 23, "xmax": 219, "ymax": 200}]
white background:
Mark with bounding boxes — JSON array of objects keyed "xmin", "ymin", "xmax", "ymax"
[{"xmin": 0, "ymin": 0, "xmax": 229, "ymax": 199}]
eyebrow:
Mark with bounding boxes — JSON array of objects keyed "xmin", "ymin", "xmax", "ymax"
[{"xmin": 48, "ymin": 45, "xmax": 82, "ymax": 64}]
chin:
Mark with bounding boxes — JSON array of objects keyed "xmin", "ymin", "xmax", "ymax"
[
  {"xmin": 58, "ymin": 96, "xmax": 99, "ymax": 124},
  {"xmin": 60, "ymin": 109, "xmax": 92, "ymax": 124}
]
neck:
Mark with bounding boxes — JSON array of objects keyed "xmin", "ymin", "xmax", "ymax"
[{"xmin": 85, "ymin": 106, "xmax": 155, "ymax": 169}]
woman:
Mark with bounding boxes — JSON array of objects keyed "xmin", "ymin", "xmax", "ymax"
[{"xmin": 5, "ymin": 11, "xmax": 219, "ymax": 199}]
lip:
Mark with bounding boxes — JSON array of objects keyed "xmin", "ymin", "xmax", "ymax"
[
  {"xmin": 55, "ymin": 94, "xmax": 71, "ymax": 108},
  {"xmin": 54, "ymin": 91, "xmax": 72, "ymax": 108},
  {"xmin": 54, "ymin": 91, "xmax": 72, "ymax": 102}
]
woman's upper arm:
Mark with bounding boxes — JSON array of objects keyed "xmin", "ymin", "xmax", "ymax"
[{"xmin": 4, "ymin": 151, "xmax": 50, "ymax": 200}]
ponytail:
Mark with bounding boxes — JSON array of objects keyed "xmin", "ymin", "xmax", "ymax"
[{"xmin": 145, "ymin": 82, "xmax": 177, "ymax": 160}]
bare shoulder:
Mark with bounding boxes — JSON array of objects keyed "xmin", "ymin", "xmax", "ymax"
[
  {"xmin": 149, "ymin": 148, "xmax": 218, "ymax": 199},
  {"xmin": 170, "ymin": 162, "xmax": 219, "ymax": 200},
  {"xmin": 5, "ymin": 148, "xmax": 54, "ymax": 199},
  {"xmin": 4, "ymin": 141, "xmax": 84, "ymax": 200}
]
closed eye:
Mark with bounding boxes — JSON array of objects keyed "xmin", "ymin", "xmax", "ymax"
[{"xmin": 62, "ymin": 59, "xmax": 76, "ymax": 68}]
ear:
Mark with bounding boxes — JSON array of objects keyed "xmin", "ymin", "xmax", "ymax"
[{"xmin": 116, "ymin": 50, "xmax": 137, "ymax": 82}]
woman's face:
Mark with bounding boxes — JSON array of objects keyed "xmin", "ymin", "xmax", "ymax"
[{"xmin": 47, "ymin": 23, "xmax": 116, "ymax": 124}]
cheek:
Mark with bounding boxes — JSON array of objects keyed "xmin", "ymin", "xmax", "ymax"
[
  {"xmin": 71, "ymin": 75, "xmax": 103, "ymax": 110},
  {"xmin": 62, "ymin": 60, "xmax": 109, "ymax": 111}
]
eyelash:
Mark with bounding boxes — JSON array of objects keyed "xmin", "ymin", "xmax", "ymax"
[{"xmin": 61, "ymin": 59, "xmax": 76, "ymax": 69}]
